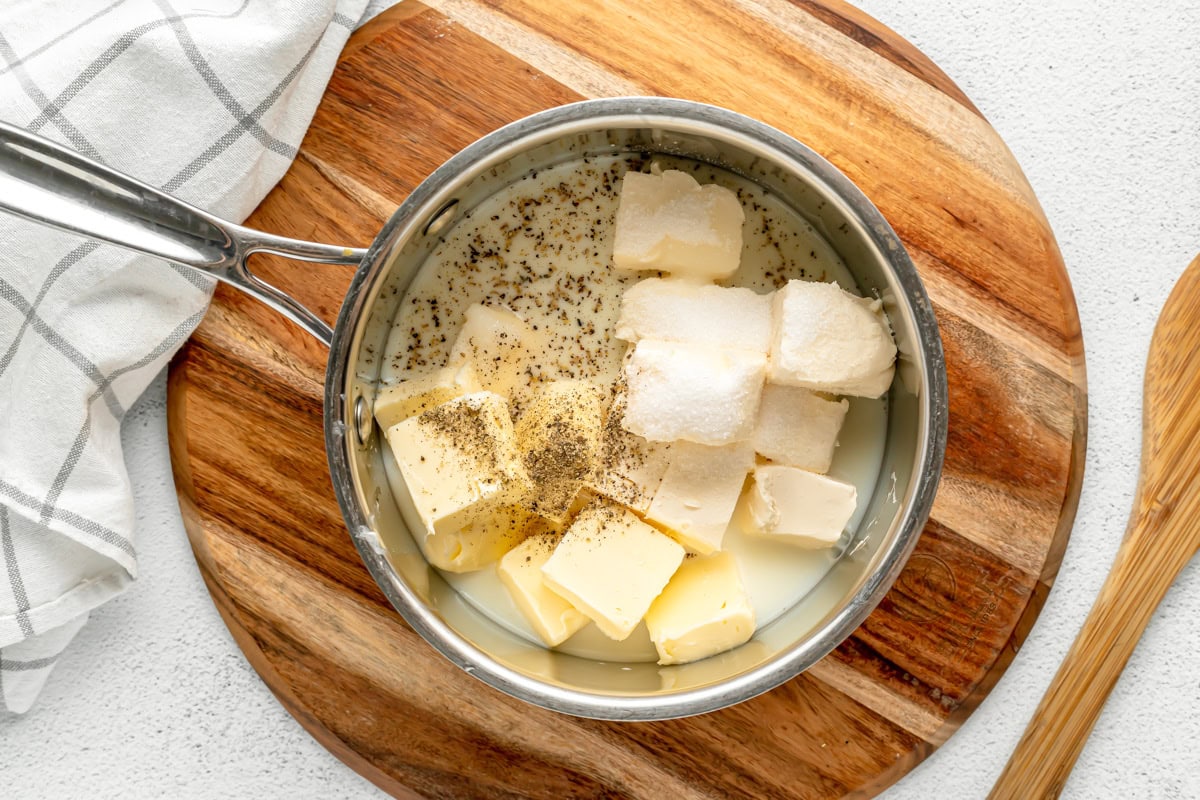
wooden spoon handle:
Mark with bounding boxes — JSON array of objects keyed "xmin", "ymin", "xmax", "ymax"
[{"xmin": 989, "ymin": 506, "xmax": 1190, "ymax": 799}]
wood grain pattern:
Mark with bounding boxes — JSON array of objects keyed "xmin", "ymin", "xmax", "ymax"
[
  {"xmin": 990, "ymin": 255, "xmax": 1200, "ymax": 799},
  {"xmin": 167, "ymin": 2, "xmax": 1087, "ymax": 797}
]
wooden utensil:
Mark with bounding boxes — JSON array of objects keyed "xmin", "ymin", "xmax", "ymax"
[{"xmin": 991, "ymin": 253, "xmax": 1200, "ymax": 799}]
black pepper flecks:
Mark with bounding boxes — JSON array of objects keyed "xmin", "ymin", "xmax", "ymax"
[
  {"xmin": 515, "ymin": 382, "xmax": 606, "ymax": 522},
  {"xmin": 384, "ymin": 156, "xmax": 635, "ymax": 381},
  {"xmin": 381, "ymin": 152, "xmax": 853, "ymax": 391},
  {"xmin": 521, "ymin": 531, "xmax": 564, "ymax": 562},
  {"xmin": 417, "ymin": 394, "xmax": 513, "ymax": 477}
]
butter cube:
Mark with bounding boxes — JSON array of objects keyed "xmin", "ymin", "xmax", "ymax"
[
  {"xmin": 612, "ymin": 170, "xmax": 745, "ymax": 281},
  {"xmin": 644, "ymin": 551, "xmax": 756, "ymax": 665},
  {"xmin": 373, "ymin": 361, "xmax": 482, "ymax": 431},
  {"xmin": 498, "ymin": 533, "xmax": 590, "ymax": 646},
  {"xmin": 768, "ymin": 280, "xmax": 897, "ymax": 398},
  {"xmin": 588, "ymin": 388, "xmax": 671, "ymax": 513},
  {"xmin": 623, "ymin": 339, "xmax": 766, "ymax": 445},
  {"xmin": 615, "ymin": 278, "xmax": 772, "ymax": 355},
  {"xmin": 752, "ymin": 385, "xmax": 849, "ymax": 473},
  {"xmin": 515, "ymin": 380, "xmax": 606, "ymax": 523},
  {"xmin": 541, "ymin": 500, "xmax": 685, "ymax": 641},
  {"xmin": 646, "ymin": 441, "xmax": 754, "ymax": 554},
  {"xmin": 421, "ymin": 505, "xmax": 545, "ymax": 573},
  {"xmin": 741, "ymin": 465, "xmax": 857, "ymax": 548},
  {"xmin": 385, "ymin": 392, "xmax": 533, "ymax": 545},
  {"xmin": 448, "ymin": 304, "xmax": 544, "ymax": 399}
]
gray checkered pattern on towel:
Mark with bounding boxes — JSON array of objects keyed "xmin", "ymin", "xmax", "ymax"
[{"xmin": 0, "ymin": 0, "xmax": 367, "ymax": 714}]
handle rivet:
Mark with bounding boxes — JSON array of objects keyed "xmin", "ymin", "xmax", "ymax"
[
  {"xmin": 422, "ymin": 198, "xmax": 459, "ymax": 237},
  {"xmin": 354, "ymin": 393, "xmax": 374, "ymax": 447}
]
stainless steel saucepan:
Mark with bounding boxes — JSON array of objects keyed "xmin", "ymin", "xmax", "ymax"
[{"xmin": 0, "ymin": 97, "xmax": 947, "ymax": 720}]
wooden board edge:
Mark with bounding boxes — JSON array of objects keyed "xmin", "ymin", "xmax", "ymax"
[
  {"xmin": 922, "ymin": 378, "xmax": 1087, "ymax": 751},
  {"xmin": 198, "ymin": 556, "xmax": 422, "ymax": 800},
  {"xmin": 166, "ymin": 350, "xmax": 419, "ymax": 800},
  {"xmin": 789, "ymin": 0, "xmax": 983, "ymax": 116},
  {"xmin": 341, "ymin": 1, "xmax": 432, "ymax": 60},
  {"xmin": 1039, "ymin": 378, "xmax": 1088, "ymax": 586},
  {"xmin": 841, "ymin": 302, "xmax": 1087, "ymax": 792}
]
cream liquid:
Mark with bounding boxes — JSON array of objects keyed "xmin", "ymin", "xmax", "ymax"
[{"xmin": 380, "ymin": 154, "xmax": 887, "ymax": 663}]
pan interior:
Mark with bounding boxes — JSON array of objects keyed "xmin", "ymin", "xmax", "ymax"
[{"xmin": 334, "ymin": 104, "xmax": 936, "ymax": 718}]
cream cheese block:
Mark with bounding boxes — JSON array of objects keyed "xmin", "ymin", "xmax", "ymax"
[
  {"xmin": 588, "ymin": 387, "xmax": 672, "ymax": 513},
  {"xmin": 541, "ymin": 500, "xmax": 685, "ymax": 641},
  {"xmin": 611, "ymin": 170, "xmax": 745, "ymax": 281},
  {"xmin": 768, "ymin": 280, "xmax": 897, "ymax": 398},
  {"xmin": 373, "ymin": 361, "xmax": 482, "ymax": 431},
  {"xmin": 645, "ymin": 440, "xmax": 755, "ymax": 555},
  {"xmin": 740, "ymin": 464, "xmax": 857, "ymax": 548},
  {"xmin": 644, "ymin": 551, "xmax": 755, "ymax": 665},
  {"xmin": 385, "ymin": 392, "xmax": 533, "ymax": 551},
  {"xmin": 498, "ymin": 533, "xmax": 590, "ymax": 646},
  {"xmin": 752, "ymin": 384, "xmax": 849, "ymax": 473},
  {"xmin": 614, "ymin": 278, "xmax": 772, "ymax": 355},
  {"xmin": 514, "ymin": 380, "xmax": 606, "ymax": 523},
  {"xmin": 447, "ymin": 303, "xmax": 545, "ymax": 399},
  {"xmin": 622, "ymin": 339, "xmax": 766, "ymax": 446}
]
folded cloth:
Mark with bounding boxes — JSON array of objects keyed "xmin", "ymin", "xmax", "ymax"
[{"xmin": 0, "ymin": 0, "xmax": 367, "ymax": 714}]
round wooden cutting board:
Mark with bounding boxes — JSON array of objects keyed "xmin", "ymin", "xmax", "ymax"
[{"xmin": 167, "ymin": 2, "xmax": 1086, "ymax": 797}]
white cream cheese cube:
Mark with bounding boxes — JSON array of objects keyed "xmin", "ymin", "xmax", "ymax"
[
  {"xmin": 741, "ymin": 465, "xmax": 857, "ymax": 548},
  {"xmin": 752, "ymin": 385, "xmax": 849, "ymax": 473},
  {"xmin": 498, "ymin": 533, "xmax": 590, "ymax": 646},
  {"xmin": 447, "ymin": 303, "xmax": 545, "ymax": 399},
  {"xmin": 514, "ymin": 380, "xmax": 607, "ymax": 523},
  {"xmin": 622, "ymin": 339, "xmax": 766, "ymax": 445},
  {"xmin": 612, "ymin": 170, "xmax": 745, "ymax": 281},
  {"xmin": 373, "ymin": 361, "xmax": 482, "ymax": 431},
  {"xmin": 645, "ymin": 441, "xmax": 754, "ymax": 554},
  {"xmin": 588, "ymin": 388, "xmax": 671, "ymax": 513},
  {"xmin": 541, "ymin": 500, "xmax": 685, "ymax": 641},
  {"xmin": 768, "ymin": 280, "xmax": 897, "ymax": 398},
  {"xmin": 644, "ymin": 551, "xmax": 756, "ymax": 665},
  {"xmin": 615, "ymin": 278, "xmax": 771, "ymax": 355},
  {"xmin": 385, "ymin": 392, "xmax": 533, "ymax": 547}
]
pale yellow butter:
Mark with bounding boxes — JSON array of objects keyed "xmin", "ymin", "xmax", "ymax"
[
  {"xmin": 498, "ymin": 533, "xmax": 590, "ymax": 647},
  {"xmin": 541, "ymin": 500, "xmax": 684, "ymax": 641},
  {"xmin": 644, "ymin": 551, "xmax": 755, "ymax": 665},
  {"xmin": 385, "ymin": 392, "xmax": 533, "ymax": 569},
  {"xmin": 373, "ymin": 361, "xmax": 482, "ymax": 431},
  {"xmin": 447, "ymin": 304, "xmax": 545, "ymax": 399},
  {"xmin": 423, "ymin": 506, "xmax": 548, "ymax": 573},
  {"xmin": 645, "ymin": 440, "xmax": 755, "ymax": 554},
  {"xmin": 515, "ymin": 380, "xmax": 606, "ymax": 524}
]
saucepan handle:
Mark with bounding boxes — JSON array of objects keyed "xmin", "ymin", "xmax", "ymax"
[{"xmin": 0, "ymin": 120, "xmax": 368, "ymax": 347}]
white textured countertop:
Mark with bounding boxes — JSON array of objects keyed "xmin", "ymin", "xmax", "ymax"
[{"xmin": 5, "ymin": 2, "xmax": 1200, "ymax": 798}]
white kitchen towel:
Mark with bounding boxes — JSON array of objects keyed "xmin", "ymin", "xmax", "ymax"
[{"xmin": 0, "ymin": 0, "xmax": 368, "ymax": 714}]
